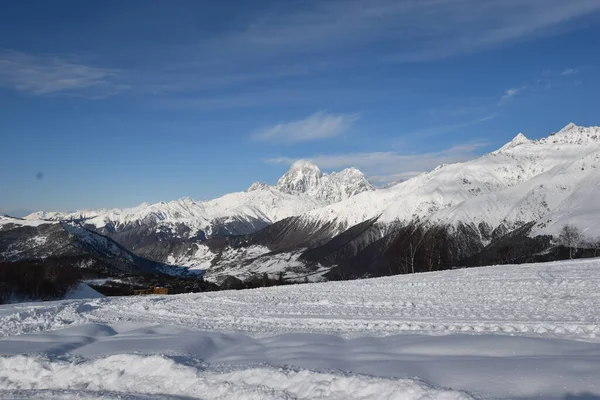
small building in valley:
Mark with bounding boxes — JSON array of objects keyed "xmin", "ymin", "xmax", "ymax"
[{"xmin": 134, "ymin": 286, "xmax": 169, "ymax": 295}]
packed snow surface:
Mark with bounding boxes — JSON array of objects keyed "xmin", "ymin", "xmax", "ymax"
[{"xmin": 2, "ymin": 258, "xmax": 600, "ymax": 399}]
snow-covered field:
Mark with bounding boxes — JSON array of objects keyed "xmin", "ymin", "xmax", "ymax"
[{"xmin": 1, "ymin": 258, "xmax": 600, "ymax": 399}]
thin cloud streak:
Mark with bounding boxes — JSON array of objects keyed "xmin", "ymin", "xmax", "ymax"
[
  {"xmin": 267, "ymin": 142, "xmax": 489, "ymax": 183},
  {"xmin": 0, "ymin": 51, "xmax": 124, "ymax": 98},
  {"xmin": 206, "ymin": 0, "xmax": 600, "ymax": 63},
  {"xmin": 49, "ymin": 0, "xmax": 599, "ymax": 104},
  {"xmin": 561, "ymin": 68, "xmax": 579, "ymax": 76},
  {"xmin": 402, "ymin": 114, "xmax": 498, "ymax": 141},
  {"xmin": 500, "ymin": 66, "xmax": 585, "ymax": 103},
  {"xmin": 253, "ymin": 112, "xmax": 359, "ymax": 144},
  {"xmin": 3, "ymin": 2, "xmax": 598, "ymax": 105}
]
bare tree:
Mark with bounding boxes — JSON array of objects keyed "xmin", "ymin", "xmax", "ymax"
[
  {"xmin": 422, "ymin": 226, "xmax": 453, "ymax": 272},
  {"xmin": 398, "ymin": 225, "xmax": 426, "ymax": 274},
  {"xmin": 558, "ymin": 224, "xmax": 583, "ymax": 259},
  {"xmin": 583, "ymin": 237, "xmax": 600, "ymax": 258}
]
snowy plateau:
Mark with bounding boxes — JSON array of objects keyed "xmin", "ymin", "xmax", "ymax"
[
  {"xmin": 1, "ymin": 258, "xmax": 600, "ymax": 399},
  {"xmin": 5, "ymin": 122, "xmax": 600, "ymax": 283}
]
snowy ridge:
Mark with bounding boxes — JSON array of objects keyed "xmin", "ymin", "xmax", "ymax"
[
  {"xmin": 0, "ymin": 217, "xmax": 201, "ymax": 278},
  {"xmin": 26, "ymin": 192, "xmax": 317, "ymax": 238},
  {"xmin": 495, "ymin": 132, "xmax": 529, "ymax": 152},
  {"xmin": 0, "ymin": 215, "xmax": 57, "ymax": 228},
  {"xmin": 25, "ymin": 161, "xmax": 374, "ymax": 240},
  {"xmin": 290, "ymin": 123, "xmax": 600, "ymax": 240},
  {"xmin": 61, "ymin": 223, "xmax": 134, "ymax": 263}
]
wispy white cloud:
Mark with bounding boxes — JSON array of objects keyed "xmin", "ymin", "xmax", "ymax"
[
  {"xmin": 267, "ymin": 142, "xmax": 489, "ymax": 183},
  {"xmin": 122, "ymin": 0, "xmax": 600, "ymax": 105},
  {"xmin": 500, "ymin": 87, "xmax": 524, "ymax": 103},
  {"xmin": 501, "ymin": 66, "xmax": 586, "ymax": 103},
  {"xmin": 561, "ymin": 68, "xmax": 579, "ymax": 76},
  {"xmin": 0, "ymin": 51, "xmax": 124, "ymax": 98},
  {"xmin": 253, "ymin": 112, "xmax": 359, "ymax": 144},
  {"xmin": 207, "ymin": 0, "xmax": 600, "ymax": 63},
  {"xmin": 5, "ymin": 0, "xmax": 598, "ymax": 105},
  {"xmin": 402, "ymin": 114, "xmax": 498, "ymax": 141}
]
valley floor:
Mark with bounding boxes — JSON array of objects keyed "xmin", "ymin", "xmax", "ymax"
[{"xmin": 1, "ymin": 258, "xmax": 600, "ymax": 399}]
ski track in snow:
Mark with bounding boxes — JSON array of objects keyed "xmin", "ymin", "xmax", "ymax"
[
  {"xmin": 1, "ymin": 258, "xmax": 600, "ymax": 340},
  {"xmin": 2, "ymin": 258, "xmax": 600, "ymax": 399}
]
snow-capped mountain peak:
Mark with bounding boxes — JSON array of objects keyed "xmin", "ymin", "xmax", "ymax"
[
  {"xmin": 335, "ymin": 167, "xmax": 365, "ymax": 178},
  {"xmin": 275, "ymin": 160, "xmax": 374, "ymax": 202},
  {"xmin": 545, "ymin": 123, "xmax": 600, "ymax": 145},
  {"xmin": 559, "ymin": 122, "xmax": 578, "ymax": 132},
  {"xmin": 497, "ymin": 133, "xmax": 529, "ymax": 152},
  {"xmin": 327, "ymin": 167, "xmax": 374, "ymax": 197},
  {"xmin": 276, "ymin": 160, "xmax": 323, "ymax": 195}
]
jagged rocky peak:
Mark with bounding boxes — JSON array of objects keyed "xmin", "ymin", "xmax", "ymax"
[
  {"xmin": 494, "ymin": 123, "xmax": 600, "ymax": 155},
  {"xmin": 498, "ymin": 132, "xmax": 530, "ymax": 152},
  {"xmin": 327, "ymin": 168, "xmax": 375, "ymax": 197},
  {"xmin": 276, "ymin": 160, "xmax": 374, "ymax": 202},
  {"xmin": 545, "ymin": 123, "xmax": 600, "ymax": 145},
  {"xmin": 247, "ymin": 182, "xmax": 271, "ymax": 192},
  {"xmin": 333, "ymin": 167, "xmax": 365, "ymax": 178},
  {"xmin": 559, "ymin": 122, "xmax": 578, "ymax": 132},
  {"xmin": 511, "ymin": 132, "xmax": 529, "ymax": 145},
  {"xmin": 176, "ymin": 196, "xmax": 196, "ymax": 205},
  {"xmin": 276, "ymin": 160, "xmax": 324, "ymax": 195}
]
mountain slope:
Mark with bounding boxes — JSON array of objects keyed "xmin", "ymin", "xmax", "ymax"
[
  {"xmin": 429, "ymin": 123, "xmax": 600, "ymax": 235},
  {"xmin": 288, "ymin": 123, "xmax": 600, "ymax": 239},
  {"xmin": 153, "ymin": 123, "xmax": 600, "ymax": 281},
  {"xmin": 531, "ymin": 170, "xmax": 600, "ymax": 239},
  {"xmin": 0, "ymin": 216, "xmax": 199, "ymax": 278}
]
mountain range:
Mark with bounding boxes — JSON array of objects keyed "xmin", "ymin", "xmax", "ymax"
[{"xmin": 3, "ymin": 123, "xmax": 600, "ymax": 284}]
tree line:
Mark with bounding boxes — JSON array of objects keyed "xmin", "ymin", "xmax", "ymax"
[{"xmin": 557, "ymin": 224, "xmax": 600, "ymax": 259}]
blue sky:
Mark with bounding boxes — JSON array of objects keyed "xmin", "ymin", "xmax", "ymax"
[{"xmin": 1, "ymin": 0, "xmax": 600, "ymax": 215}]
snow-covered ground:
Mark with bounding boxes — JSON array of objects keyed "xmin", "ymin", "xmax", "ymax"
[
  {"xmin": 64, "ymin": 283, "xmax": 105, "ymax": 300},
  {"xmin": 1, "ymin": 258, "xmax": 600, "ymax": 399}
]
